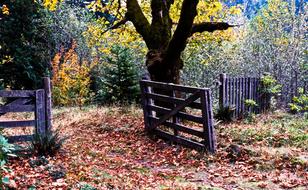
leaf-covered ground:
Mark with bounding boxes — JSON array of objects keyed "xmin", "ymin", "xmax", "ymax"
[{"xmin": 2, "ymin": 107, "xmax": 308, "ymax": 189}]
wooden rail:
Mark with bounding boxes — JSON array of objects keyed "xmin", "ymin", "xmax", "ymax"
[
  {"xmin": 0, "ymin": 77, "xmax": 52, "ymax": 143},
  {"xmin": 140, "ymin": 80, "xmax": 216, "ymax": 153}
]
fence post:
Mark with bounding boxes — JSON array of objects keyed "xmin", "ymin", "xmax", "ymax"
[
  {"xmin": 43, "ymin": 77, "xmax": 52, "ymax": 131},
  {"xmin": 140, "ymin": 80, "xmax": 152, "ymax": 132},
  {"xmin": 35, "ymin": 89, "xmax": 46, "ymax": 135},
  {"xmin": 219, "ymin": 73, "xmax": 227, "ymax": 108},
  {"xmin": 172, "ymin": 90, "xmax": 179, "ymax": 136},
  {"xmin": 200, "ymin": 89, "xmax": 216, "ymax": 153}
]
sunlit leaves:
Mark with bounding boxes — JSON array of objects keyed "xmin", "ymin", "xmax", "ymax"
[
  {"xmin": 1, "ymin": 4, "xmax": 9, "ymax": 15},
  {"xmin": 42, "ymin": 0, "xmax": 63, "ymax": 11},
  {"xmin": 51, "ymin": 41, "xmax": 94, "ymax": 106}
]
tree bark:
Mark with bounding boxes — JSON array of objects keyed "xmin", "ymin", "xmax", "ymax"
[{"xmin": 125, "ymin": 0, "xmax": 233, "ymax": 85}]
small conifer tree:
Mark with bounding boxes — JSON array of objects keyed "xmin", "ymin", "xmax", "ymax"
[{"xmin": 96, "ymin": 45, "xmax": 140, "ymax": 104}]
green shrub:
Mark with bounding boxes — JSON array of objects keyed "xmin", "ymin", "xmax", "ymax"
[
  {"xmin": 30, "ymin": 129, "xmax": 67, "ymax": 156},
  {"xmin": 260, "ymin": 75, "xmax": 282, "ymax": 95},
  {"xmin": 289, "ymin": 88, "xmax": 308, "ymax": 114},
  {"xmin": 93, "ymin": 45, "xmax": 140, "ymax": 104},
  {"xmin": 244, "ymin": 99, "xmax": 258, "ymax": 108},
  {"xmin": 244, "ymin": 99, "xmax": 258, "ymax": 123},
  {"xmin": 0, "ymin": 135, "xmax": 15, "ymax": 187},
  {"xmin": 215, "ymin": 105, "xmax": 235, "ymax": 122}
]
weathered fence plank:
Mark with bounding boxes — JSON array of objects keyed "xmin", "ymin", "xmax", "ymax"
[
  {"xmin": 35, "ymin": 89, "xmax": 46, "ymax": 134},
  {"xmin": 140, "ymin": 80, "xmax": 215, "ymax": 153},
  {"xmin": 219, "ymin": 74, "xmax": 271, "ymax": 119},
  {"xmin": 201, "ymin": 89, "xmax": 216, "ymax": 152},
  {"xmin": 0, "ymin": 120, "xmax": 36, "ymax": 128},
  {"xmin": 140, "ymin": 80, "xmax": 152, "ymax": 132},
  {"xmin": 0, "ymin": 90, "xmax": 35, "ymax": 98},
  {"xmin": 0, "ymin": 78, "xmax": 52, "ymax": 142},
  {"xmin": 0, "ymin": 105, "xmax": 35, "ymax": 113},
  {"xmin": 43, "ymin": 77, "xmax": 52, "ymax": 131},
  {"xmin": 153, "ymin": 129, "xmax": 205, "ymax": 150},
  {"xmin": 145, "ymin": 92, "xmax": 202, "ymax": 109},
  {"xmin": 8, "ymin": 135, "xmax": 33, "ymax": 143},
  {"xmin": 147, "ymin": 105, "xmax": 203, "ymax": 124},
  {"xmin": 152, "ymin": 91, "xmax": 201, "ymax": 129}
]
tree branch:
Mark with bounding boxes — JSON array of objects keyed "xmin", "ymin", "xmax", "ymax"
[
  {"xmin": 149, "ymin": 0, "xmax": 173, "ymax": 49},
  {"xmin": 191, "ymin": 22, "xmax": 239, "ymax": 35},
  {"xmin": 101, "ymin": 18, "xmax": 128, "ymax": 34},
  {"xmin": 166, "ymin": 0, "xmax": 199, "ymax": 61},
  {"xmin": 126, "ymin": 0, "xmax": 151, "ymax": 48}
]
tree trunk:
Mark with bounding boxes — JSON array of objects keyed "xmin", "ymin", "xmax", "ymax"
[{"xmin": 146, "ymin": 49, "xmax": 183, "ymax": 84}]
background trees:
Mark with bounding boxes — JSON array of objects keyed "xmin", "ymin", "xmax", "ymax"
[
  {"xmin": 0, "ymin": 0, "xmax": 307, "ymax": 108},
  {"xmin": 0, "ymin": 0, "xmax": 56, "ymax": 89}
]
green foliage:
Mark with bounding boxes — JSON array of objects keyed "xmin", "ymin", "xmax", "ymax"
[
  {"xmin": 223, "ymin": 113, "xmax": 308, "ymax": 149},
  {"xmin": 182, "ymin": 0, "xmax": 306, "ymax": 108},
  {"xmin": 93, "ymin": 45, "xmax": 140, "ymax": 104},
  {"xmin": 288, "ymin": 88, "xmax": 308, "ymax": 114},
  {"xmin": 243, "ymin": 99, "xmax": 258, "ymax": 123},
  {"xmin": 260, "ymin": 75, "xmax": 281, "ymax": 95},
  {"xmin": 80, "ymin": 184, "xmax": 97, "ymax": 190},
  {"xmin": 0, "ymin": 0, "xmax": 57, "ymax": 89},
  {"xmin": 0, "ymin": 135, "xmax": 15, "ymax": 187},
  {"xmin": 30, "ymin": 129, "xmax": 67, "ymax": 156},
  {"xmin": 244, "ymin": 99, "xmax": 258, "ymax": 108},
  {"xmin": 215, "ymin": 105, "xmax": 235, "ymax": 122}
]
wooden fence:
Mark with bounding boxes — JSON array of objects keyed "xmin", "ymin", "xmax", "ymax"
[
  {"xmin": 140, "ymin": 80, "xmax": 216, "ymax": 153},
  {"xmin": 0, "ymin": 78, "xmax": 52, "ymax": 143},
  {"xmin": 219, "ymin": 74, "xmax": 270, "ymax": 118}
]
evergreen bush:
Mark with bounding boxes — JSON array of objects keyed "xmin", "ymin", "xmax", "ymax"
[{"xmin": 93, "ymin": 45, "xmax": 140, "ymax": 104}]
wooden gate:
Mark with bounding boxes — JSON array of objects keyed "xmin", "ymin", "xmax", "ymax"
[
  {"xmin": 140, "ymin": 80, "xmax": 216, "ymax": 153},
  {"xmin": 219, "ymin": 74, "xmax": 270, "ymax": 118},
  {"xmin": 0, "ymin": 78, "xmax": 52, "ymax": 142}
]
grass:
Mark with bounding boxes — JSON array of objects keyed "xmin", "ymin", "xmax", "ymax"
[{"xmin": 220, "ymin": 111, "xmax": 308, "ymax": 150}]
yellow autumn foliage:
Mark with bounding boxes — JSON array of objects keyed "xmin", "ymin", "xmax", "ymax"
[
  {"xmin": 42, "ymin": 0, "xmax": 63, "ymax": 11},
  {"xmin": 52, "ymin": 41, "xmax": 94, "ymax": 106},
  {"xmin": 1, "ymin": 4, "xmax": 9, "ymax": 15},
  {"xmin": 84, "ymin": 0, "xmax": 241, "ymax": 56}
]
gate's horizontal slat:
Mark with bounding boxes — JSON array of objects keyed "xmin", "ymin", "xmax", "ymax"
[
  {"xmin": 0, "ymin": 105, "xmax": 34, "ymax": 113},
  {"xmin": 0, "ymin": 90, "xmax": 35, "ymax": 97},
  {"xmin": 7, "ymin": 135, "xmax": 33, "ymax": 143},
  {"xmin": 140, "ymin": 80, "xmax": 209, "ymax": 93},
  {"xmin": 0, "ymin": 120, "xmax": 36, "ymax": 128},
  {"xmin": 147, "ymin": 105, "xmax": 203, "ymax": 124},
  {"xmin": 145, "ymin": 93, "xmax": 202, "ymax": 109},
  {"xmin": 149, "ymin": 116, "xmax": 204, "ymax": 137},
  {"xmin": 153, "ymin": 129, "xmax": 205, "ymax": 150}
]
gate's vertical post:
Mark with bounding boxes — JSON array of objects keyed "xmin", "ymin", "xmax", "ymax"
[
  {"xmin": 140, "ymin": 80, "xmax": 151, "ymax": 132},
  {"xmin": 219, "ymin": 73, "xmax": 227, "ymax": 108},
  {"xmin": 172, "ymin": 90, "xmax": 179, "ymax": 136},
  {"xmin": 43, "ymin": 77, "xmax": 52, "ymax": 131},
  {"xmin": 35, "ymin": 89, "xmax": 46, "ymax": 135},
  {"xmin": 200, "ymin": 89, "xmax": 216, "ymax": 153}
]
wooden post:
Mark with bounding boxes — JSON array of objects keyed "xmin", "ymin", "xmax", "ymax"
[
  {"xmin": 140, "ymin": 80, "xmax": 151, "ymax": 132},
  {"xmin": 35, "ymin": 89, "xmax": 46, "ymax": 135},
  {"xmin": 200, "ymin": 89, "xmax": 216, "ymax": 153},
  {"xmin": 219, "ymin": 73, "xmax": 227, "ymax": 108},
  {"xmin": 43, "ymin": 77, "xmax": 52, "ymax": 131},
  {"xmin": 172, "ymin": 90, "xmax": 179, "ymax": 136}
]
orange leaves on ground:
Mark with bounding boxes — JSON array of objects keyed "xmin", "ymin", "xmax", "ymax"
[{"xmin": 6, "ymin": 108, "xmax": 308, "ymax": 189}]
